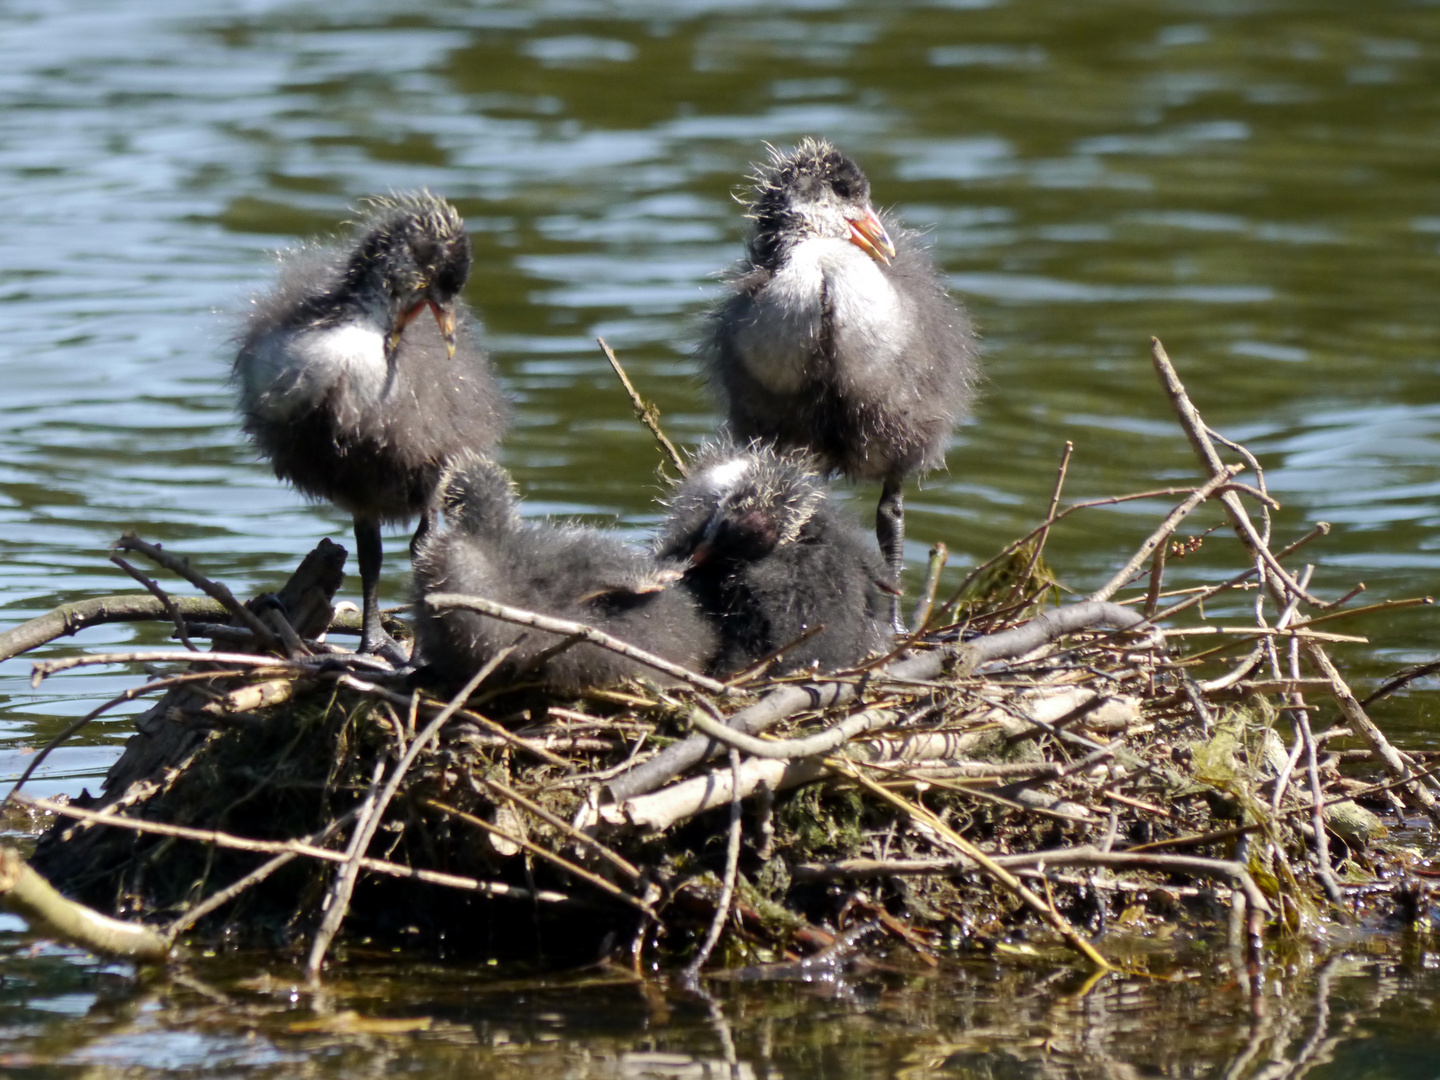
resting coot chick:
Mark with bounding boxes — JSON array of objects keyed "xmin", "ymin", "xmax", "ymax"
[
  {"xmin": 655, "ymin": 441, "xmax": 890, "ymax": 677},
  {"xmin": 233, "ymin": 192, "xmax": 508, "ymax": 663},
  {"xmin": 703, "ymin": 139, "xmax": 978, "ymax": 630},
  {"xmin": 413, "ymin": 452, "xmax": 718, "ymax": 694}
]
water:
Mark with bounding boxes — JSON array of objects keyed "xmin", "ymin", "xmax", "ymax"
[{"xmin": 1, "ymin": 0, "xmax": 1438, "ymax": 1074}]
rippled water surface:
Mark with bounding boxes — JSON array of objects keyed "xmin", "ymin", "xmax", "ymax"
[{"xmin": 1, "ymin": 0, "xmax": 1438, "ymax": 1074}]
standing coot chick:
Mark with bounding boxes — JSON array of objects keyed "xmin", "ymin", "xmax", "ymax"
[
  {"xmin": 233, "ymin": 192, "xmax": 508, "ymax": 663},
  {"xmin": 703, "ymin": 139, "xmax": 978, "ymax": 630},
  {"xmin": 655, "ymin": 441, "xmax": 891, "ymax": 677},
  {"xmin": 413, "ymin": 452, "xmax": 718, "ymax": 694}
]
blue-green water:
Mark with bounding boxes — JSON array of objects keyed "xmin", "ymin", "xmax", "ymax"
[{"xmin": 1, "ymin": 1, "xmax": 1438, "ymax": 1074}]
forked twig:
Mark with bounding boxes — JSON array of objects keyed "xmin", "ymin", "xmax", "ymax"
[{"xmin": 598, "ymin": 337, "xmax": 687, "ymax": 476}]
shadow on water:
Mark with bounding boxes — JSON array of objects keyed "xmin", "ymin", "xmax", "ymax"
[{"xmin": 1, "ymin": 0, "xmax": 1439, "ymax": 1074}]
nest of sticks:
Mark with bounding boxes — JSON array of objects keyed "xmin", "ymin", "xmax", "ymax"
[{"xmin": 4, "ymin": 340, "xmax": 1438, "ymax": 979}]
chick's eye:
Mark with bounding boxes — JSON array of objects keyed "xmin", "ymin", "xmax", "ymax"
[{"xmin": 831, "ymin": 178, "xmax": 852, "ymax": 199}]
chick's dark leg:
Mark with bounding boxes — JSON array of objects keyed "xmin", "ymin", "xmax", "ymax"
[
  {"xmin": 876, "ymin": 476, "xmax": 906, "ymax": 634},
  {"xmin": 354, "ymin": 516, "xmax": 409, "ymax": 665}
]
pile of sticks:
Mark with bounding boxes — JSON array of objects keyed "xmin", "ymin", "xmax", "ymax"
[{"xmin": 1, "ymin": 339, "xmax": 1434, "ymax": 983}]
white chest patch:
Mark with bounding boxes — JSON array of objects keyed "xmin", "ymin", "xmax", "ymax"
[
  {"xmin": 731, "ymin": 238, "xmax": 905, "ymax": 394},
  {"xmin": 246, "ymin": 321, "xmax": 390, "ymax": 420}
]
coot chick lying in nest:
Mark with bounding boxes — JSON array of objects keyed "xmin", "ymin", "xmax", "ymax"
[
  {"xmin": 655, "ymin": 440, "xmax": 891, "ymax": 678},
  {"xmin": 702, "ymin": 139, "xmax": 978, "ymax": 630},
  {"xmin": 233, "ymin": 191, "xmax": 508, "ymax": 663},
  {"xmin": 413, "ymin": 451, "xmax": 717, "ymax": 695}
]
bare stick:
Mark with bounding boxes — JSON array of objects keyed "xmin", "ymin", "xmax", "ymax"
[
  {"xmin": 597, "ymin": 337, "xmax": 687, "ymax": 476},
  {"xmin": 836, "ymin": 761, "xmax": 1111, "ymax": 971},
  {"xmin": 0, "ymin": 594, "xmax": 229, "ymax": 663},
  {"xmin": 5, "ymin": 673, "xmax": 217, "ymax": 804},
  {"xmin": 1363, "ymin": 657, "xmax": 1440, "ymax": 707},
  {"xmin": 1089, "ymin": 465, "xmax": 1243, "ymax": 603},
  {"xmin": 30, "ymin": 650, "xmax": 313, "ymax": 683},
  {"xmin": 909, "ymin": 543, "xmax": 948, "ymax": 633},
  {"xmin": 469, "ymin": 773, "xmax": 643, "ymax": 883},
  {"xmin": 1006, "ymin": 441, "xmax": 1072, "ymax": 608},
  {"xmin": 1303, "ymin": 640, "xmax": 1440, "ymax": 823},
  {"xmin": 426, "ymin": 592, "xmax": 732, "ymax": 695},
  {"xmin": 166, "ymin": 816, "xmax": 353, "ymax": 938},
  {"xmin": 422, "ymin": 798, "xmax": 654, "ymax": 916},
  {"xmin": 304, "ymin": 649, "xmax": 511, "ymax": 981},
  {"xmin": 0, "ymin": 846, "xmax": 170, "ymax": 962},
  {"xmin": 1149, "ymin": 339, "xmax": 1326, "ymax": 608},
  {"xmin": 606, "ymin": 599, "xmax": 1153, "ymax": 803},
  {"xmin": 683, "ymin": 750, "xmax": 744, "ymax": 980},
  {"xmin": 685, "ymin": 704, "xmax": 897, "ymax": 761},
  {"xmin": 14, "ymin": 795, "xmax": 570, "ymax": 903},
  {"xmin": 115, "ymin": 533, "xmax": 281, "ymax": 652},
  {"xmin": 110, "ymin": 554, "xmax": 197, "ymax": 652}
]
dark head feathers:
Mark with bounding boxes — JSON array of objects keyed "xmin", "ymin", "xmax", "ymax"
[
  {"xmin": 655, "ymin": 439, "xmax": 826, "ymax": 563},
  {"xmin": 744, "ymin": 138, "xmax": 874, "ymax": 269},
  {"xmin": 343, "ymin": 190, "xmax": 472, "ymax": 305}
]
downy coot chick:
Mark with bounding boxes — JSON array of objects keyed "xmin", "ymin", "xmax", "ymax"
[
  {"xmin": 233, "ymin": 192, "xmax": 508, "ymax": 663},
  {"xmin": 413, "ymin": 452, "xmax": 718, "ymax": 694},
  {"xmin": 703, "ymin": 139, "xmax": 978, "ymax": 630},
  {"xmin": 655, "ymin": 440, "xmax": 890, "ymax": 677}
]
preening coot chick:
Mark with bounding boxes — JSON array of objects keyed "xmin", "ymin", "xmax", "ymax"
[
  {"xmin": 655, "ymin": 441, "xmax": 890, "ymax": 678},
  {"xmin": 703, "ymin": 139, "xmax": 978, "ymax": 630},
  {"xmin": 233, "ymin": 192, "xmax": 508, "ymax": 663},
  {"xmin": 413, "ymin": 452, "xmax": 718, "ymax": 695}
]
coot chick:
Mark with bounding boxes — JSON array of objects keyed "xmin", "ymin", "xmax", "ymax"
[
  {"xmin": 655, "ymin": 440, "xmax": 890, "ymax": 677},
  {"xmin": 233, "ymin": 192, "xmax": 508, "ymax": 663},
  {"xmin": 703, "ymin": 139, "xmax": 978, "ymax": 629},
  {"xmin": 413, "ymin": 452, "xmax": 718, "ymax": 694}
]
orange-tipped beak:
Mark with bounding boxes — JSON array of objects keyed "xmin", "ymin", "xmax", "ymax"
[
  {"xmin": 432, "ymin": 301, "xmax": 458, "ymax": 359},
  {"xmin": 389, "ymin": 300, "xmax": 458, "ymax": 359},
  {"xmin": 846, "ymin": 206, "xmax": 896, "ymax": 266}
]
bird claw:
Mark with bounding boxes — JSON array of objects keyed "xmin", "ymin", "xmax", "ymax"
[{"xmin": 359, "ymin": 630, "xmax": 413, "ymax": 670}]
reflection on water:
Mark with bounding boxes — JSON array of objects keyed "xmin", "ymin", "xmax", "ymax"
[
  {"xmin": 0, "ymin": 0, "xmax": 1438, "ymax": 1073},
  {"xmin": 4, "ymin": 934, "xmax": 1440, "ymax": 1078}
]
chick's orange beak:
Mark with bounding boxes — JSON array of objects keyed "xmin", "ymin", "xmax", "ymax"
[
  {"xmin": 846, "ymin": 206, "xmax": 896, "ymax": 266},
  {"xmin": 388, "ymin": 300, "xmax": 458, "ymax": 359}
]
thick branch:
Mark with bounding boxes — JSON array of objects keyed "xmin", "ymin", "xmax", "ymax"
[{"xmin": 0, "ymin": 846, "xmax": 170, "ymax": 963}]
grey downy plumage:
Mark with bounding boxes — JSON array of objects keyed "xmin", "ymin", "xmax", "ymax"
[
  {"xmin": 655, "ymin": 440, "xmax": 890, "ymax": 677},
  {"xmin": 413, "ymin": 451, "xmax": 718, "ymax": 695},
  {"xmin": 702, "ymin": 139, "xmax": 978, "ymax": 629},
  {"xmin": 233, "ymin": 191, "xmax": 508, "ymax": 662}
]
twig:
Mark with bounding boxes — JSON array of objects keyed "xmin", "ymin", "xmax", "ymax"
[
  {"xmin": 684, "ymin": 704, "xmax": 897, "ymax": 761},
  {"xmin": 166, "ymin": 815, "xmax": 354, "ymax": 938},
  {"xmin": 421, "ymin": 798, "xmax": 655, "ymax": 916},
  {"xmin": 909, "ymin": 543, "xmax": 948, "ymax": 633},
  {"xmin": 14, "ymin": 794, "xmax": 568, "ymax": 903},
  {"xmin": 1088, "ymin": 465, "xmax": 1243, "ymax": 603},
  {"xmin": 1149, "ymin": 339, "xmax": 1326, "ymax": 609},
  {"xmin": 1362, "ymin": 657, "xmax": 1440, "ymax": 707},
  {"xmin": 109, "ymin": 554, "xmax": 197, "ymax": 652},
  {"xmin": 597, "ymin": 337, "xmax": 687, "ymax": 476},
  {"xmin": 469, "ymin": 772, "xmax": 643, "ymax": 883},
  {"xmin": 1303, "ymin": 640, "xmax": 1440, "ymax": 824},
  {"xmin": 303, "ymin": 648, "xmax": 513, "ymax": 981},
  {"xmin": 5, "ymin": 672, "xmax": 224, "ymax": 805},
  {"xmin": 682, "ymin": 750, "xmax": 743, "ymax": 980},
  {"xmin": 606, "ymin": 599, "xmax": 1152, "ymax": 804},
  {"xmin": 835, "ymin": 761, "xmax": 1111, "ymax": 971},
  {"xmin": 115, "ymin": 533, "xmax": 282, "ymax": 652},
  {"xmin": 1005, "ymin": 441, "xmax": 1071, "ymax": 608},
  {"xmin": 425, "ymin": 592, "xmax": 732, "ymax": 696}
]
